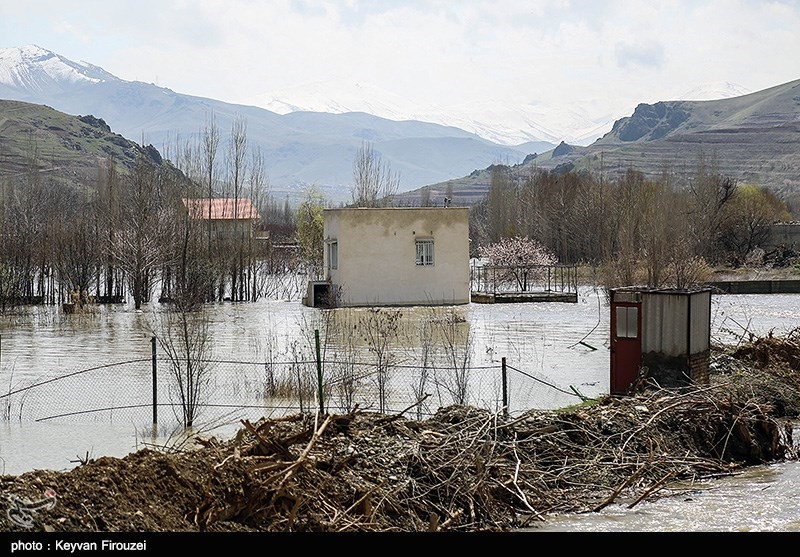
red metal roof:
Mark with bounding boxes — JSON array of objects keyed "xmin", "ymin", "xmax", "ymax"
[{"xmin": 182, "ymin": 198, "xmax": 261, "ymax": 220}]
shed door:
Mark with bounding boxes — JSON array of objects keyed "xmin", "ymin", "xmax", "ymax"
[{"xmin": 610, "ymin": 301, "xmax": 642, "ymax": 394}]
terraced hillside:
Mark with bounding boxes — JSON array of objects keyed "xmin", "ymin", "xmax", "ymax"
[{"xmin": 404, "ymin": 79, "xmax": 800, "ymax": 208}]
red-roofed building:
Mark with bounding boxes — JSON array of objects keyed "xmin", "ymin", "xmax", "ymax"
[{"xmin": 182, "ymin": 198, "xmax": 263, "ymax": 239}]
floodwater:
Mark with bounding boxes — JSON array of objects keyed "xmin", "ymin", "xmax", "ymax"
[
  {"xmin": 529, "ymin": 461, "xmax": 800, "ymax": 532},
  {"xmin": 0, "ymin": 286, "xmax": 799, "ymax": 531},
  {"xmin": 0, "ymin": 285, "xmax": 614, "ymax": 476}
]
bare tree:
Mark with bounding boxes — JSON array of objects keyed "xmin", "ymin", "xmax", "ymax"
[
  {"xmin": 110, "ymin": 154, "xmax": 175, "ymax": 310},
  {"xmin": 247, "ymin": 146, "xmax": 270, "ymax": 301},
  {"xmin": 485, "ymin": 165, "xmax": 516, "ymax": 242},
  {"xmin": 147, "ymin": 167, "xmax": 219, "ymax": 428},
  {"xmin": 686, "ymin": 169, "xmax": 737, "ymax": 264},
  {"xmin": 326, "ymin": 312, "xmax": 362, "ymax": 413},
  {"xmin": 0, "ymin": 140, "xmax": 52, "ymax": 308},
  {"xmin": 351, "ymin": 141, "xmax": 400, "ymax": 207},
  {"xmin": 604, "ymin": 169, "xmax": 648, "ymax": 289},
  {"xmin": 413, "ymin": 313, "xmax": 434, "ymax": 419},
  {"xmin": 718, "ymin": 183, "xmax": 791, "ymax": 265},
  {"xmin": 54, "ymin": 201, "xmax": 103, "ymax": 310},
  {"xmin": 360, "ymin": 307, "xmax": 402, "ymax": 413},
  {"xmin": 221, "ymin": 115, "xmax": 250, "ymax": 301},
  {"xmin": 203, "ymin": 111, "xmax": 221, "ymax": 248},
  {"xmin": 431, "ymin": 306, "xmax": 473, "ymax": 406},
  {"xmin": 151, "ymin": 306, "xmax": 213, "ymax": 428},
  {"xmin": 96, "ymin": 158, "xmax": 125, "ymax": 302},
  {"xmin": 639, "ymin": 179, "xmax": 673, "ymax": 287}
]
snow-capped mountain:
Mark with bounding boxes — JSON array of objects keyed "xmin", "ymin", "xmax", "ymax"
[
  {"xmin": 678, "ymin": 81, "xmax": 752, "ymax": 101},
  {"xmin": 0, "ymin": 45, "xmax": 541, "ymax": 202},
  {"xmin": 237, "ymin": 79, "xmax": 756, "ymax": 148},
  {"xmin": 236, "ymin": 79, "xmax": 613, "ymax": 147},
  {"xmin": 0, "ymin": 44, "xmax": 114, "ymax": 95}
]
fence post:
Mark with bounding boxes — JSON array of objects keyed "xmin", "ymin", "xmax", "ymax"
[
  {"xmin": 151, "ymin": 336, "xmax": 157, "ymax": 425},
  {"xmin": 315, "ymin": 329, "xmax": 324, "ymax": 414},
  {"xmin": 501, "ymin": 357, "xmax": 508, "ymax": 418}
]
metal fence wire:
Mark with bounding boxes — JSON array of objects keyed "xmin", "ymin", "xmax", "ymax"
[{"xmin": 0, "ymin": 339, "xmax": 587, "ymax": 432}]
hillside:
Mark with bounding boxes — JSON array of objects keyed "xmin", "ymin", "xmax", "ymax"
[
  {"xmin": 403, "ymin": 79, "xmax": 800, "ymax": 208},
  {"xmin": 0, "ymin": 45, "xmax": 540, "ymax": 204},
  {"xmin": 0, "ymin": 99, "xmax": 180, "ymax": 193},
  {"xmin": 3, "ymin": 45, "xmax": 798, "ymax": 209}
]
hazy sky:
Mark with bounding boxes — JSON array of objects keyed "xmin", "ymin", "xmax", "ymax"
[{"xmin": 3, "ymin": 0, "xmax": 800, "ymax": 122}]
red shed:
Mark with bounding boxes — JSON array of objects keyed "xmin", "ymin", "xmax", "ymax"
[{"xmin": 610, "ymin": 287, "xmax": 712, "ymax": 395}]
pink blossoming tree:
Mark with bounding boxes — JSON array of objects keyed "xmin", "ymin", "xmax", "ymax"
[{"xmin": 478, "ymin": 236, "xmax": 557, "ymax": 291}]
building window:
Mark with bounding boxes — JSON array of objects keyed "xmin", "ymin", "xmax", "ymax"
[
  {"xmin": 327, "ymin": 241, "xmax": 338, "ymax": 270},
  {"xmin": 415, "ymin": 239, "xmax": 434, "ymax": 266}
]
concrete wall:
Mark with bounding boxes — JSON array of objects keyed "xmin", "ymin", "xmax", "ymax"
[
  {"xmin": 769, "ymin": 222, "xmax": 800, "ymax": 249},
  {"xmin": 707, "ymin": 280, "xmax": 800, "ymax": 294},
  {"xmin": 323, "ymin": 207, "xmax": 470, "ymax": 307}
]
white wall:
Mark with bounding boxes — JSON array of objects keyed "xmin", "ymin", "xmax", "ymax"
[{"xmin": 324, "ymin": 207, "xmax": 470, "ymax": 306}]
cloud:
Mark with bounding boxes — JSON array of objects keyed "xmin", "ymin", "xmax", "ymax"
[
  {"xmin": 51, "ymin": 20, "xmax": 92, "ymax": 45},
  {"xmin": 2, "ymin": 0, "xmax": 799, "ymax": 129},
  {"xmin": 614, "ymin": 40, "xmax": 665, "ymax": 70}
]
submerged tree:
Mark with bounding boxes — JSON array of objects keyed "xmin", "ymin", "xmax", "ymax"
[
  {"xmin": 110, "ymin": 154, "xmax": 176, "ymax": 310},
  {"xmin": 151, "ymin": 306, "xmax": 213, "ymax": 428},
  {"xmin": 430, "ymin": 306, "xmax": 473, "ymax": 407},
  {"xmin": 54, "ymin": 202, "xmax": 103, "ymax": 309},
  {"xmin": 360, "ymin": 307, "xmax": 402, "ymax": 414}
]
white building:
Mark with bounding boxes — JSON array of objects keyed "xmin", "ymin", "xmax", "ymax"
[{"xmin": 305, "ymin": 207, "xmax": 470, "ymax": 307}]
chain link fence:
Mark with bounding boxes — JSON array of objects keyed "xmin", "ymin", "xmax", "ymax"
[{"xmin": 1, "ymin": 339, "xmax": 588, "ymax": 433}]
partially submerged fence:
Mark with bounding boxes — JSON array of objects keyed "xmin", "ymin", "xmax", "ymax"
[
  {"xmin": 470, "ymin": 263, "xmax": 579, "ymax": 303},
  {"xmin": 1, "ymin": 337, "xmax": 589, "ymax": 432}
]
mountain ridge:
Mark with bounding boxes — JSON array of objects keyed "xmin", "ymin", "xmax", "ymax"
[
  {"xmin": 2, "ymin": 45, "xmax": 797, "ymax": 210},
  {"xmin": 0, "ymin": 98, "xmax": 184, "ymax": 193},
  {"xmin": 0, "ymin": 45, "xmax": 548, "ymax": 203},
  {"xmin": 398, "ymin": 78, "xmax": 800, "ymax": 208}
]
